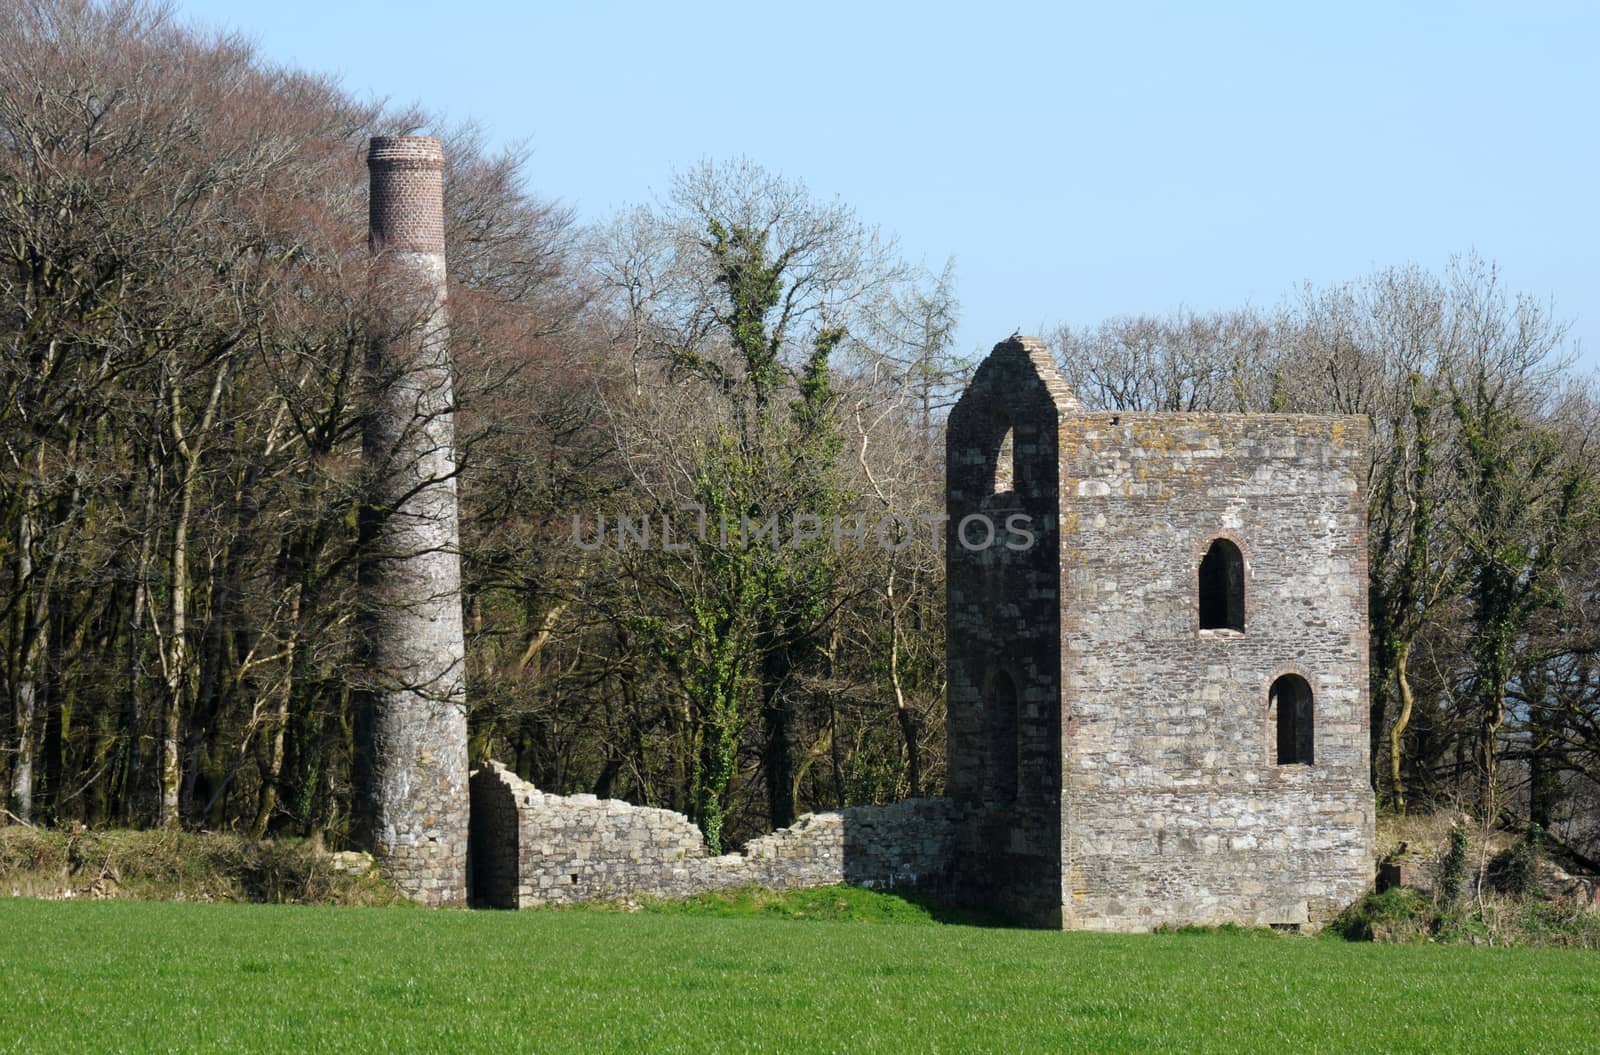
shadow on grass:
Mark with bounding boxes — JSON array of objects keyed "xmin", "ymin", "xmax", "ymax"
[
  {"xmin": 884, "ymin": 889, "xmax": 1019, "ymax": 928},
  {"xmin": 535, "ymin": 883, "xmax": 1021, "ymax": 928}
]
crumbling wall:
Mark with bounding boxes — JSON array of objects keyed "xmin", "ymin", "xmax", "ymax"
[
  {"xmin": 468, "ymin": 763, "xmax": 954, "ymax": 908},
  {"xmin": 466, "ymin": 762, "xmax": 521, "ymax": 909},
  {"xmin": 737, "ymin": 798, "xmax": 956, "ymax": 892}
]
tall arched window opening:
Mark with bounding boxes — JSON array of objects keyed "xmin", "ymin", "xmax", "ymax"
[
  {"xmin": 1198, "ymin": 538, "xmax": 1245, "ymax": 632},
  {"xmin": 992, "ymin": 427, "xmax": 1015, "ymax": 495},
  {"xmin": 1272, "ymin": 674, "xmax": 1314, "ymax": 765}
]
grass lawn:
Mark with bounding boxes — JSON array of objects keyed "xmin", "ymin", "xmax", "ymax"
[{"xmin": 0, "ymin": 895, "xmax": 1596, "ymax": 1054}]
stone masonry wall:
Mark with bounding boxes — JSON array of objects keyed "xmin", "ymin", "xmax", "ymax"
[
  {"xmin": 944, "ymin": 336, "xmax": 1077, "ymax": 927},
  {"xmin": 1058, "ymin": 412, "xmax": 1375, "ymax": 930},
  {"xmin": 943, "ymin": 337, "xmax": 1373, "ymax": 931},
  {"xmin": 468, "ymin": 763, "xmax": 954, "ymax": 908}
]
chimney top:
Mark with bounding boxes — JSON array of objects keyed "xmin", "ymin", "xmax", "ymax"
[{"xmin": 368, "ymin": 136, "xmax": 444, "ymax": 169}]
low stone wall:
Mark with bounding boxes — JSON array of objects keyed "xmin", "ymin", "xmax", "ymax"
[{"xmin": 467, "ymin": 762, "xmax": 954, "ymax": 908}]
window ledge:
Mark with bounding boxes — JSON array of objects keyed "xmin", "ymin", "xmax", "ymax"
[{"xmin": 1197, "ymin": 627, "xmax": 1245, "ymax": 639}]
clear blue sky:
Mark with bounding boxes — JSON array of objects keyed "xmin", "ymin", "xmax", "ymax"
[{"xmin": 176, "ymin": 0, "xmax": 1597, "ymax": 367}]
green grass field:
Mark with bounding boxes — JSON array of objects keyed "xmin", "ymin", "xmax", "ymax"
[{"xmin": 1, "ymin": 895, "xmax": 1596, "ymax": 1054}]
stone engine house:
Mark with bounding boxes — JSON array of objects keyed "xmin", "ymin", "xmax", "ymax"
[
  {"xmin": 944, "ymin": 336, "xmax": 1375, "ymax": 929},
  {"xmin": 462, "ymin": 336, "xmax": 1375, "ymax": 930}
]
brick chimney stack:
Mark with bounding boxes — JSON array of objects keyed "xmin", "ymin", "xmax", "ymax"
[
  {"xmin": 357, "ymin": 136, "xmax": 469, "ymax": 906},
  {"xmin": 368, "ymin": 135, "xmax": 448, "ymax": 255}
]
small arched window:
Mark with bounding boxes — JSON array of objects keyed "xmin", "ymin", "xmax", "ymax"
[
  {"xmin": 991, "ymin": 427, "xmax": 1016, "ymax": 495},
  {"xmin": 989, "ymin": 670, "xmax": 1019, "ymax": 802},
  {"xmin": 1272, "ymin": 674, "xmax": 1314, "ymax": 765},
  {"xmin": 1198, "ymin": 538, "xmax": 1245, "ymax": 632}
]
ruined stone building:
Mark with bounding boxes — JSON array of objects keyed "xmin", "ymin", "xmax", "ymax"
[
  {"xmin": 943, "ymin": 336, "xmax": 1374, "ymax": 929},
  {"xmin": 463, "ymin": 336, "xmax": 1375, "ymax": 929},
  {"xmin": 361, "ymin": 137, "xmax": 1374, "ymax": 926}
]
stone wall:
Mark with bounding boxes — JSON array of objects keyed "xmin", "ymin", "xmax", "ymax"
[
  {"xmin": 944, "ymin": 336, "xmax": 1078, "ymax": 926},
  {"xmin": 468, "ymin": 763, "xmax": 954, "ymax": 908},
  {"xmin": 944, "ymin": 336, "xmax": 1375, "ymax": 931},
  {"xmin": 1057, "ymin": 411, "xmax": 1375, "ymax": 930}
]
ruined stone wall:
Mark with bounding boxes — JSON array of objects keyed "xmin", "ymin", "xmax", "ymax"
[
  {"xmin": 400, "ymin": 321, "xmax": 1376, "ymax": 928},
  {"xmin": 944, "ymin": 336, "xmax": 1077, "ymax": 927},
  {"xmin": 468, "ymin": 763, "xmax": 954, "ymax": 908},
  {"xmin": 1058, "ymin": 412, "xmax": 1375, "ymax": 930}
]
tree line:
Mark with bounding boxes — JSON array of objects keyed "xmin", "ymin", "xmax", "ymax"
[{"xmin": 2, "ymin": 1, "xmax": 1595, "ymax": 864}]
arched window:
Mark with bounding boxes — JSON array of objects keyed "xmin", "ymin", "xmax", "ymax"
[
  {"xmin": 989, "ymin": 670, "xmax": 1019, "ymax": 802},
  {"xmin": 991, "ymin": 427, "xmax": 1016, "ymax": 495},
  {"xmin": 1198, "ymin": 538, "xmax": 1245, "ymax": 632},
  {"xmin": 1272, "ymin": 674, "xmax": 1314, "ymax": 765}
]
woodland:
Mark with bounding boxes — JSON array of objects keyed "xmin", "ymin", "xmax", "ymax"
[{"xmin": 3, "ymin": 0, "xmax": 1596, "ymax": 867}]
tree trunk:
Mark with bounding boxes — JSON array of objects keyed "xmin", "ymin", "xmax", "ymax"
[
  {"xmin": 181, "ymin": 551, "xmax": 230, "ymax": 824},
  {"xmin": 887, "ymin": 568, "xmax": 921, "ymax": 799},
  {"xmin": 40, "ymin": 652, "xmax": 61, "ymax": 822},
  {"xmin": 120, "ymin": 455, "xmax": 159, "ymax": 824},
  {"xmin": 159, "ymin": 352, "xmax": 231, "ymax": 828},
  {"xmin": 10, "ymin": 662, "xmax": 38, "ymax": 823},
  {"xmin": 158, "ymin": 490, "xmax": 189, "ymax": 828},
  {"xmin": 1368, "ymin": 673, "xmax": 1389, "ymax": 796},
  {"xmin": 9, "ymin": 491, "xmax": 41, "ymax": 822},
  {"xmin": 1477, "ymin": 697, "xmax": 1504, "ymax": 822},
  {"xmin": 250, "ymin": 583, "xmax": 302, "ymax": 839},
  {"xmin": 1388, "ymin": 640, "xmax": 1415, "ymax": 815},
  {"xmin": 761, "ymin": 649, "xmax": 796, "ymax": 830},
  {"xmin": 1528, "ymin": 706, "xmax": 1560, "ymax": 831}
]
